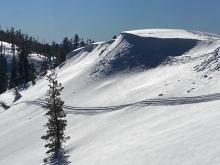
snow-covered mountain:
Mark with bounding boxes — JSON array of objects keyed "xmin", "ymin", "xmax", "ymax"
[{"xmin": 1, "ymin": 29, "xmax": 220, "ymax": 165}]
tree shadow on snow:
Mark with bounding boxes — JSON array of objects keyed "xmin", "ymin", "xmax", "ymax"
[{"xmin": 43, "ymin": 152, "xmax": 71, "ymax": 165}]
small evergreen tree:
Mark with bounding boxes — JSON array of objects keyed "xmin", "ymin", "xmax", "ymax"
[{"xmin": 41, "ymin": 69, "xmax": 69, "ymax": 163}]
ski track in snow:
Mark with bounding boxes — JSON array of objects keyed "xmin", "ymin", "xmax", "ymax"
[{"xmin": 24, "ymin": 93, "xmax": 220, "ymax": 115}]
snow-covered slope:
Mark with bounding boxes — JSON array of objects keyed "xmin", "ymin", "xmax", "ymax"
[{"xmin": 1, "ymin": 29, "xmax": 220, "ymax": 165}]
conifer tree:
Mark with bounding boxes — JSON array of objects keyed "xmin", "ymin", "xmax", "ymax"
[
  {"xmin": 41, "ymin": 69, "xmax": 69, "ymax": 163},
  {"xmin": 59, "ymin": 37, "xmax": 71, "ymax": 64},
  {"xmin": 30, "ymin": 63, "xmax": 36, "ymax": 85},
  {"xmin": 73, "ymin": 34, "xmax": 80, "ymax": 50},
  {"xmin": 41, "ymin": 56, "xmax": 49, "ymax": 76},
  {"xmin": 80, "ymin": 39, "xmax": 85, "ymax": 47},
  {"xmin": 17, "ymin": 37, "xmax": 30, "ymax": 84},
  {"xmin": 23, "ymin": 55, "xmax": 30, "ymax": 83},
  {"xmin": 9, "ymin": 55, "xmax": 18, "ymax": 89},
  {"xmin": 18, "ymin": 38, "xmax": 25, "ymax": 84},
  {"xmin": 24, "ymin": 35, "xmax": 30, "ymax": 83},
  {"xmin": 0, "ymin": 43, "xmax": 8, "ymax": 93}
]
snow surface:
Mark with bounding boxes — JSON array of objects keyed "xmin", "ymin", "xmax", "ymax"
[{"xmin": 1, "ymin": 29, "xmax": 220, "ymax": 165}]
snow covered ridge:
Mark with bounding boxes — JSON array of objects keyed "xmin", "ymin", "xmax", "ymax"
[
  {"xmin": 90, "ymin": 29, "xmax": 220, "ymax": 76},
  {"xmin": 124, "ymin": 29, "xmax": 220, "ymax": 40}
]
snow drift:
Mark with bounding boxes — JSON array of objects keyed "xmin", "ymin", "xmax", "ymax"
[{"xmin": 1, "ymin": 29, "xmax": 220, "ymax": 165}]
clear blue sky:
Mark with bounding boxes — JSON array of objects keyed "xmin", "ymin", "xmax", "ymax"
[{"xmin": 0, "ymin": 0, "xmax": 219, "ymax": 42}]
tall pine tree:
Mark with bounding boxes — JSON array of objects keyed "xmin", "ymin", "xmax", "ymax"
[
  {"xmin": 41, "ymin": 69, "xmax": 69, "ymax": 163},
  {"xmin": 41, "ymin": 56, "xmax": 49, "ymax": 76},
  {"xmin": 0, "ymin": 43, "xmax": 8, "ymax": 93},
  {"xmin": 17, "ymin": 36, "xmax": 30, "ymax": 84},
  {"xmin": 9, "ymin": 54, "xmax": 18, "ymax": 89},
  {"xmin": 73, "ymin": 34, "xmax": 80, "ymax": 50},
  {"xmin": 24, "ymin": 35, "xmax": 30, "ymax": 83},
  {"xmin": 30, "ymin": 63, "xmax": 37, "ymax": 85}
]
